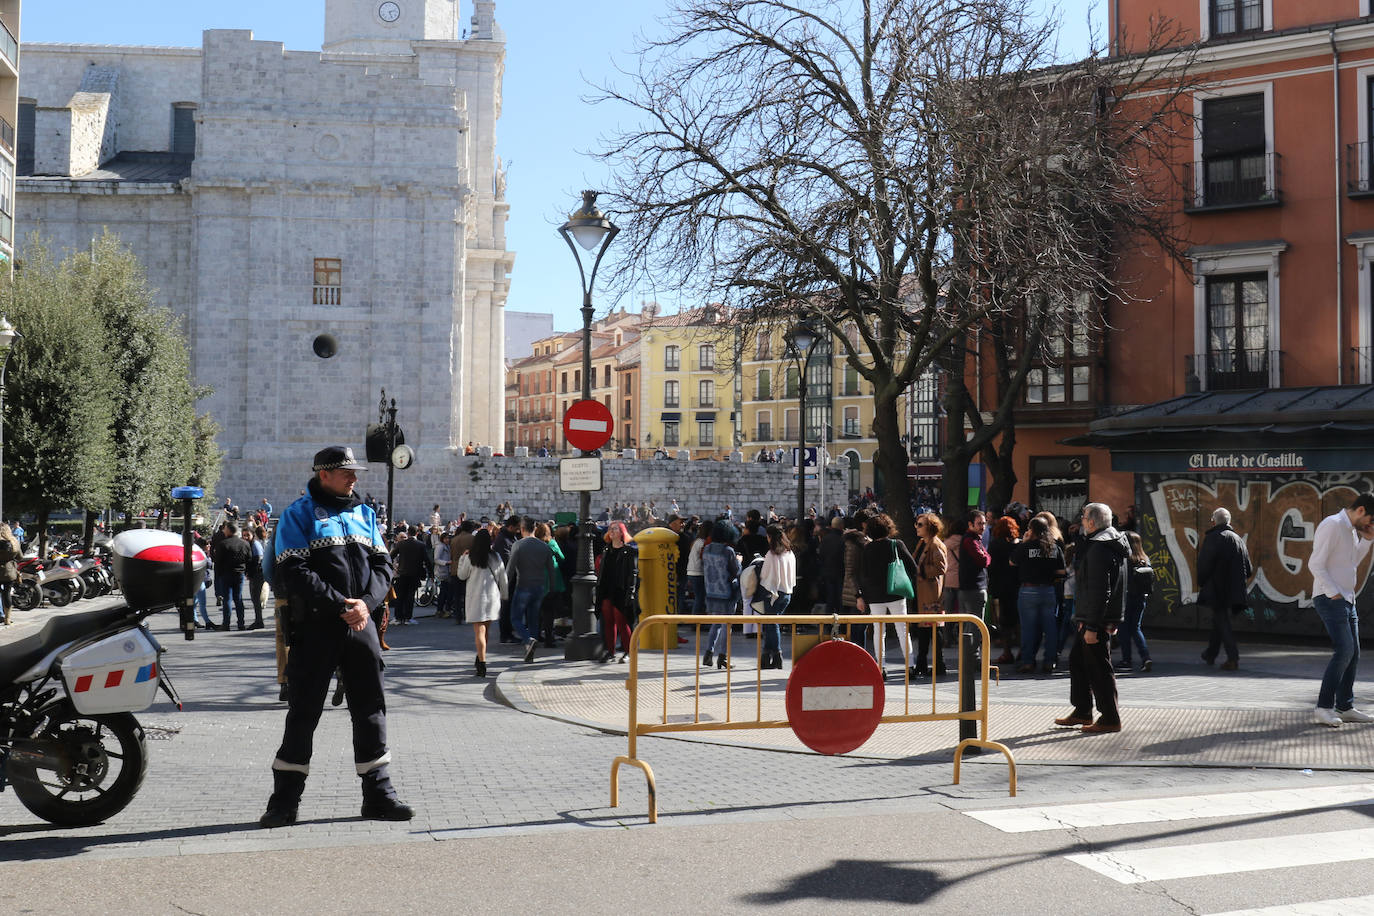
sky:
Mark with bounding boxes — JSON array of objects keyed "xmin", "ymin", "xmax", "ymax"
[{"xmin": 20, "ymin": 0, "xmax": 1106, "ymax": 331}]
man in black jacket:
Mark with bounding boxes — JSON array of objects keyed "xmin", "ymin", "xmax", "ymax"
[
  {"xmin": 389, "ymin": 527, "xmax": 431, "ymax": 626},
  {"xmin": 214, "ymin": 524, "xmax": 252, "ymax": 630},
  {"xmin": 1197, "ymin": 507, "xmax": 1252, "ymax": 670},
  {"xmin": 260, "ymin": 445, "xmax": 411, "ymax": 828},
  {"xmin": 1055, "ymin": 502, "xmax": 1129, "ymax": 734}
]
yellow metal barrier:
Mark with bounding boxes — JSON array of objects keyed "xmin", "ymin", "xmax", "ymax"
[{"xmin": 610, "ymin": 612, "xmax": 1017, "ymax": 824}]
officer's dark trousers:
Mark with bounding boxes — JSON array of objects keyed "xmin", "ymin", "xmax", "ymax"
[
  {"xmin": 273, "ymin": 616, "xmax": 388, "ymax": 782},
  {"xmin": 1067, "ymin": 626, "xmax": 1120, "ymax": 726}
]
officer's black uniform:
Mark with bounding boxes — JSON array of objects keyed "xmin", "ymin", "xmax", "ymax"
[{"xmin": 260, "ymin": 446, "xmax": 412, "ymax": 828}]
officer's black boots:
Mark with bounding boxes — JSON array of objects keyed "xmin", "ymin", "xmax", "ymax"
[
  {"xmin": 359, "ymin": 769, "xmax": 415, "ymax": 821},
  {"xmin": 259, "ymin": 769, "xmax": 306, "ymax": 828}
]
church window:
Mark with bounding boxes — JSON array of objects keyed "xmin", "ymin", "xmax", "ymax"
[
  {"xmin": 313, "ymin": 258, "xmax": 342, "ymax": 305},
  {"xmin": 16, "ymin": 100, "xmax": 33, "ymax": 176},
  {"xmin": 171, "ymin": 103, "xmax": 197, "ymax": 158}
]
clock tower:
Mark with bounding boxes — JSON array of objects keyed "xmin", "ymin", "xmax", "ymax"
[{"xmin": 324, "ymin": 0, "xmax": 461, "ymax": 53}]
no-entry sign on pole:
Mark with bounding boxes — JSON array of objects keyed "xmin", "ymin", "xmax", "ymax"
[
  {"xmin": 563, "ymin": 399, "xmax": 614, "ymax": 452},
  {"xmin": 784, "ymin": 639, "xmax": 885, "ymax": 755}
]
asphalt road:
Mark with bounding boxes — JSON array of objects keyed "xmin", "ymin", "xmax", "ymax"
[{"xmin": 1, "ymin": 600, "xmax": 1372, "ymax": 914}]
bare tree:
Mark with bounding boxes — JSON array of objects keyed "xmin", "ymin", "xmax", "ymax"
[{"xmin": 596, "ymin": 0, "xmax": 1196, "ymax": 537}]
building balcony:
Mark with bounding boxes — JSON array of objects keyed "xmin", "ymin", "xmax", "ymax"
[
  {"xmin": 1182, "ymin": 153, "xmax": 1281, "ymax": 212},
  {"xmin": 755, "ymin": 425, "xmax": 772, "ymax": 441},
  {"xmin": 690, "ymin": 395, "xmax": 717, "ymax": 409},
  {"xmin": 1184, "ymin": 349, "xmax": 1282, "ymax": 392},
  {"xmin": 0, "ymin": 115, "xmax": 12, "ymax": 158},
  {"xmin": 504, "ymin": 409, "xmax": 517, "ymax": 422},
  {"xmin": 1346, "ymin": 142, "xmax": 1374, "ymax": 198},
  {"xmin": 663, "ymin": 397, "xmax": 681, "ymax": 409},
  {"xmin": 694, "ymin": 437, "xmax": 717, "ymax": 449},
  {"xmin": 753, "ymin": 390, "xmax": 773, "ymax": 400},
  {"xmin": 689, "ymin": 358, "xmax": 717, "ymax": 372},
  {"xmin": 0, "ymin": 18, "xmax": 15, "ymax": 74}
]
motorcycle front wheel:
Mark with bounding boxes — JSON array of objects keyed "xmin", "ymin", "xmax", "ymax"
[
  {"xmin": 8, "ymin": 707, "xmax": 148, "ymax": 827},
  {"xmin": 11, "ymin": 581, "xmax": 40, "ymax": 611},
  {"xmin": 45, "ymin": 580, "xmax": 75, "ymax": 607}
]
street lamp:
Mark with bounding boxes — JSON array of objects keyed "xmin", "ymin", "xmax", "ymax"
[
  {"xmin": 0, "ymin": 317, "xmax": 20, "ymax": 526},
  {"xmin": 559, "ymin": 190, "xmax": 619, "ymax": 661},
  {"xmin": 784, "ymin": 321, "xmax": 817, "ymax": 524}
]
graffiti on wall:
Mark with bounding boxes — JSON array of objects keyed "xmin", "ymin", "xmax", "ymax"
[{"xmin": 1140, "ymin": 474, "xmax": 1374, "ymax": 622}]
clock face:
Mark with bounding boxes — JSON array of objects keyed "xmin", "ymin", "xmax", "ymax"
[
  {"xmin": 391, "ymin": 444, "xmax": 413, "ymax": 469},
  {"xmin": 378, "ymin": 1, "xmax": 401, "ymax": 22}
]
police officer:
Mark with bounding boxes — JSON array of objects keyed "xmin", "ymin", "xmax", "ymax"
[{"xmin": 259, "ymin": 445, "xmax": 414, "ymax": 828}]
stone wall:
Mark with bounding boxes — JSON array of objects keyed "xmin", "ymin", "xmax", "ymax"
[{"xmin": 230, "ymin": 453, "xmax": 807, "ymax": 525}]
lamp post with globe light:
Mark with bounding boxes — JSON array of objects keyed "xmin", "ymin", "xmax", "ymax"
[
  {"xmin": 784, "ymin": 321, "xmax": 817, "ymax": 524},
  {"xmin": 0, "ymin": 317, "xmax": 20, "ymax": 526},
  {"xmin": 559, "ymin": 191, "xmax": 619, "ymax": 661}
]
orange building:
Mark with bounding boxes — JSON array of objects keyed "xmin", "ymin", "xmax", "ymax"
[{"xmin": 1005, "ymin": 2, "xmax": 1374, "ymax": 635}]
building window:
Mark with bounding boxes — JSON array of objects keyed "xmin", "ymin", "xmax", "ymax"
[
  {"xmin": 843, "ymin": 365, "xmax": 860, "ymax": 396},
  {"xmin": 784, "ymin": 408, "xmax": 799, "ymax": 440},
  {"xmin": 604, "ymin": 365, "xmax": 611, "ymax": 388},
  {"xmin": 756, "ymin": 367, "xmax": 772, "ymax": 400},
  {"xmin": 16, "ymin": 99, "xmax": 34, "ymax": 176},
  {"xmin": 575, "ymin": 369, "xmax": 582, "ymax": 390},
  {"xmin": 623, "ymin": 398, "xmax": 632, "ymax": 419},
  {"xmin": 171, "ymin": 103, "xmax": 197, "ymax": 158},
  {"xmin": 664, "ymin": 380, "xmax": 680, "ymax": 408},
  {"xmin": 842, "ymin": 406, "xmax": 860, "ymax": 437},
  {"xmin": 697, "ymin": 379, "xmax": 714, "ymax": 408},
  {"xmin": 1197, "ymin": 93, "xmax": 1271, "ymax": 208},
  {"xmin": 664, "ymin": 345, "xmax": 680, "ymax": 371},
  {"xmin": 663, "ymin": 422, "xmax": 680, "ymax": 447},
  {"xmin": 698, "ymin": 420, "xmax": 715, "ymax": 448},
  {"xmin": 757, "ymin": 410, "xmax": 772, "ymax": 441},
  {"xmin": 755, "ymin": 332, "xmax": 771, "ymax": 360},
  {"xmin": 785, "ymin": 367, "xmax": 800, "ymax": 399},
  {"xmin": 561, "ymin": 372, "xmax": 568, "ymax": 393},
  {"xmin": 1203, "ymin": 273, "xmax": 1271, "ymax": 389},
  {"xmin": 312, "ymin": 258, "xmax": 342, "ymax": 305},
  {"xmin": 1210, "ymin": 0, "xmax": 1261, "ymax": 36},
  {"xmin": 698, "ymin": 344, "xmax": 715, "ymax": 371},
  {"xmin": 1023, "ymin": 294, "xmax": 1096, "ymax": 406},
  {"xmin": 908, "ymin": 369, "xmax": 940, "ymax": 461}
]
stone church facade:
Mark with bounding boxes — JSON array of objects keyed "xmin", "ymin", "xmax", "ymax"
[{"xmin": 17, "ymin": 0, "xmax": 513, "ymax": 504}]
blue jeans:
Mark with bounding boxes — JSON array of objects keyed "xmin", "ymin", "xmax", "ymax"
[
  {"xmin": 688, "ymin": 576, "xmax": 705, "ymax": 615},
  {"xmin": 762, "ymin": 591, "xmax": 792, "ymax": 654},
  {"xmin": 1017, "ymin": 585, "xmax": 1058, "ymax": 667},
  {"xmin": 1120, "ymin": 593, "xmax": 1150, "ymax": 666},
  {"xmin": 510, "ymin": 586, "xmax": 547, "ymax": 642},
  {"xmin": 705, "ymin": 597, "xmax": 735, "ymax": 655},
  {"xmin": 195, "ymin": 584, "xmax": 211, "ymax": 626},
  {"xmin": 1314, "ymin": 594, "xmax": 1360, "ymax": 711},
  {"xmin": 221, "ymin": 571, "xmax": 245, "ymax": 627}
]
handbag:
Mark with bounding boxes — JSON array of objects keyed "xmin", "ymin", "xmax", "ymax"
[{"xmin": 886, "ymin": 540, "xmax": 915, "ymax": 599}]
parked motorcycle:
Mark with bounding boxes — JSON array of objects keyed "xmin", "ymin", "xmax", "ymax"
[{"xmin": 0, "ymin": 528, "xmax": 205, "ymax": 826}]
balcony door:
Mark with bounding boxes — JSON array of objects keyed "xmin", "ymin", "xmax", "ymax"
[
  {"xmin": 1206, "ymin": 274, "xmax": 1269, "ymax": 390},
  {"xmin": 1202, "ymin": 94, "xmax": 1266, "ymax": 207}
]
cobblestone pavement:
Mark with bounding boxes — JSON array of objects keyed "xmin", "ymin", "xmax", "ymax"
[{"xmin": 0, "ymin": 602, "xmax": 1370, "ymax": 866}]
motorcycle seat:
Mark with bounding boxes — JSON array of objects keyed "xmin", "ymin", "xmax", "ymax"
[{"xmin": 0, "ymin": 605, "xmax": 133, "ymax": 685}]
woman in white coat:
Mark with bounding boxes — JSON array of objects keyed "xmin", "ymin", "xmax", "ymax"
[{"xmin": 456, "ymin": 528, "xmax": 507, "ymax": 678}]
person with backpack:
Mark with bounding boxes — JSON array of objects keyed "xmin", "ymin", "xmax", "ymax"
[
  {"xmin": 701, "ymin": 520, "xmax": 741, "ymax": 669},
  {"xmin": 1117, "ymin": 531, "xmax": 1155, "ymax": 672}
]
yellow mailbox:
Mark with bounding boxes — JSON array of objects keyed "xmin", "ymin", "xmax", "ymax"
[{"xmin": 634, "ymin": 527, "xmax": 680, "ymax": 651}]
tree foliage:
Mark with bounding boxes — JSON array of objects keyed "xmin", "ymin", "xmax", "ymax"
[
  {"xmin": 1, "ymin": 233, "xmax": 217, "ymax": 545},
  {"xmin": 596, "ymin": 0, "xmax": 1196, "ymax": 535}
]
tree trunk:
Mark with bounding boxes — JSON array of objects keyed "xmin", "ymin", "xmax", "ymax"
[
  {"xmin": 981, "ymin": 425, "xmax": 1018, "ymax": 516},
  {"xmin": 939, "ymin": 349, "xmax": 978, "ymax": 532},
  {"xmin": 872, "ymin": 386, "xmax": 915, "ymax": 544},
  {"xmin": 36, "ymin": 508, "xmax": 49, "ymax": 560},
  {"xmin": 82, "ymin": 510, "xmax": 97, "ymax": 553}
]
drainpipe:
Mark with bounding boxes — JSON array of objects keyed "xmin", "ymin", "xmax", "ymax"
[{"xmin": 1333, "ymin": 29, "xmax": 1346, "ymax": 384}]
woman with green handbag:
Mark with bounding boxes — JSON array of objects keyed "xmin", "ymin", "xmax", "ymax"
[{"xmin": 856, "ymin": 513, "xmax": 920, "ymax": 680}]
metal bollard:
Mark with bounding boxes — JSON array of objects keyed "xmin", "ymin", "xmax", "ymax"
[{"xmin": 959, "ymin": 622, "xmax": 980, "ymax": 752}]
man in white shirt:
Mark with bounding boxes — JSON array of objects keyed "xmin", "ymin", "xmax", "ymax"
[{"xmin": 1307, "ymin": 493, "xmax": 1374, "ymax": 727}]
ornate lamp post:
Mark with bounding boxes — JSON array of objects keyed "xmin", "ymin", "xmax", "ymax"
[
  {"xmin": 784, "ymin": 321, "xmax": 817, "ymax": 524},
  {"xmin": 0, "ymin": 317, "xmax": 20, "ymax": 526},
  {"xmin": 559, "ymin": 190, "xmax": 619, "ymax": 661}
]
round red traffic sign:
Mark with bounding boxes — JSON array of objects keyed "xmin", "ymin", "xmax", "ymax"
[
  {"xmin": 785, "ymin": 639, "xmax": 885, "ymax": 755},
  {"xmin": 563, "ymin": 399, "xmax": 615, "ymax": 452}
]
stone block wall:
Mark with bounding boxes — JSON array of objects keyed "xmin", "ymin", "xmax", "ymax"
[{"xmin": 230, "ymin": 452, "xmax": 802, "ymax": 526}]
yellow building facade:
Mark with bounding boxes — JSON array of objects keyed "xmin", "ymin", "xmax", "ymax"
[{"xmin": 637, "ymin": 307, "xmax": 738, "ymax": 460}]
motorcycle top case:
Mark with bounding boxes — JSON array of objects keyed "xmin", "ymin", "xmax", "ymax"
[
  {"xmin": 111, "ymin": 529, "xmax": 207, "ymax": 609},
  {"xmin": 58, "ymin": 627, "xmax": 160, "ymax": 714}
]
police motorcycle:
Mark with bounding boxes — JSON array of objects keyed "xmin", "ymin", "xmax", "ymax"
[{"xmin": 0, "ymin": 487, "xmax": 205, "ymax": 826}]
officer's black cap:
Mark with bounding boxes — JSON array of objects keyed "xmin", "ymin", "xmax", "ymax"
[{"xmin": 313, "ymin": 445, "xmax": 368, "ymax": 472}]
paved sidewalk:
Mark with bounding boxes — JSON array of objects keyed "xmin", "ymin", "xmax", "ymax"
[{"xmin": 497, "ymin": 626, "xmax": 1374, "ymax": 771}]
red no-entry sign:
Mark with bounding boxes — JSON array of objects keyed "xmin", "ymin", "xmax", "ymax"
[
  {"xmin": 563, "ymin": 399, "xmax": 614, "ymax": 452},
  {"xmin": 785, "ymin": 639, "xmax": 885, "ymax": 755}
]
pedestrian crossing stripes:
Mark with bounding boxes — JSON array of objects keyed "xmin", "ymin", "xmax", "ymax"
[
  {"xmin": 1067, "ymin": 826, "xmax": 1374, "ymax": 884},
  {"xmin": 966, "ymin": 783, "xmax": 1374, "ymax": 833},
  {"xmin": 1211, "ymin": 894, "xmax": 1374, "ymax": 915}
]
